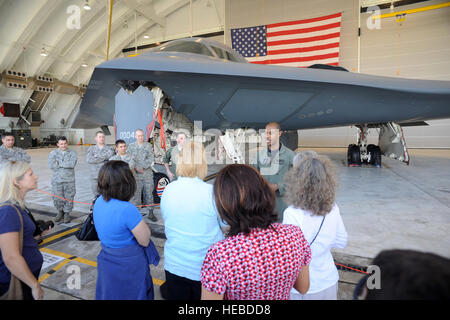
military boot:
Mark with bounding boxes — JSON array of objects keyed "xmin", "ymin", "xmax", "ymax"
[
  {"xmin": 63, "ymin": 212, "xmax": 71, "ymax": 224},
  {"xmin": 55, "ymin": 210, "xmax": 64, "ymax": 223},
  {"xmin": 147, "ymin": 209, "xmax": 157, "ymax": 222}
]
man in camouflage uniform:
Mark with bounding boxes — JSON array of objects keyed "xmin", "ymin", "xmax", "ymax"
[
  {"xmin": 86, "ymin": 131, "xmax": 114, "ymax": 197},
  {"xmin": 163, "ymin": 132, "xmax": 187, "ymax": 181},
  {"xmin": 128, "ymin": 129, "xmax": 156, "ymax": 222},
  {"xmin": 109, "ymin": 139, "xmax": 136, "ymax": 171},
  {"xmin": 0, "ymin": 132, "xmax": 31, "ymax": 167},
  {"xmin": 48, "ymin": 136, "xmax": 78, "ymax": 224},
  {"xmin": 252, "ymin": 122, "xmax": 295, "ymax": 222}
]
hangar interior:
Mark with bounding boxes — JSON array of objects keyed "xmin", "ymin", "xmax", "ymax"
[{"xmin": 0, "ymin": 0, "xmax": 449, "ymax": 300}]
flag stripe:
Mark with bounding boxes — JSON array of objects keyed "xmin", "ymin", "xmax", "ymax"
[
  {"xmin": 267, "ymin": 32, "xmax": 341, "ymax": 47},
  {"xmin": 267, "ymin": 16, "xmax": 342, "ymax": 33},
  {"xmin": 250, "ymin": 52, "xmax": 340, "ymax": 65},
  {"xmin": 268, "ymin": 42, "xmax": 340, "ymax": 55},
  {"xmin": 249, "ymin": 58, "xmax": 340, "ymax": 68},
  {"xmin": 267, "ymin": 38, "xmax": 340, "ymax": 51},
  {"xmin": 263, "ymin": 48, "xmax": 339, "ymax": 61},
  {"xmin": 267, "ymin": 21, "xmax": 341, "ymax": 38},
  {"xmin": 267, "ymin": 12, "xmax": 342, "ymax": 29},
  {"xmin": 268, "ymin": 28, "xmax": 341, "ymax": 43}
]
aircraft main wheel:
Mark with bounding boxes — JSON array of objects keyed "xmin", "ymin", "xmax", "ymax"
[
  {"xmin": 347, "ymin": 144, "xmax": 361, "ymax": 167},
  {"xmin": 153, "ymin": 172, "xmax": 170, "ymax": 203},
  {"xmin": 367, "ymin": 144, "xmax": 376, "ymax": 164},
  {"xmin": 368, "ymin": 145, "xmax": 382, "ymax": 167}
]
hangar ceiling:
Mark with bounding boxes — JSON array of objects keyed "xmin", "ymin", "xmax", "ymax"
[{"xmin": 0, "ymin": 0, "xmax": 224, "ymax": 129}]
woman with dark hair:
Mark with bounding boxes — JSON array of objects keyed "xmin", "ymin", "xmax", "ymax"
[
  {"xmin": 93, "ymin": 160, "xmax": 158, "ymax": 300},
  {"xmin": 200, "ymin": 164, "xmax": 311, "ymax": 300}
]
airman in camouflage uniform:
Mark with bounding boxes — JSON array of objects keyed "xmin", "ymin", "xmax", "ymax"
[
  {"xmin": 109, "ymin": 139, "xmax": 136, "ymax": 171},
  {"xmin": 163, "ymin": 132, "xmax": 187, "ymax": 181},
  {"xmin": 48, "ymin": 136, "xmax": 77, "ymax": 224},
  {"xmin": 0, "ymin": 132, "xmax": 31, "ymax": 167},
  {"xmin": 252, "ymin": 122, "xmax": 295, "ymax": 222},
  {"xmin": 128, "ymin": 129, "xmax": 156, "ymax": 222},
  {"xmin": 86, "ymin": 131, "xmax": 114, "ymax": 197}
]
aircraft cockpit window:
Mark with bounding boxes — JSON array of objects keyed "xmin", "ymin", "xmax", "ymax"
[
  {"xmin": 211, "ymin": 46, "xmax": 226, "ymax": 59},
  {"xmin": 225, "ymin": 51, "xmax": 241, "ymax": 62},
  {"xmin": 157, "ymin": 42, "xmax": 213, "ymax": 57}
]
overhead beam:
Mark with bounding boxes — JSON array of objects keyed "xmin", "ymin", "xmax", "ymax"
[
  {"xmin": 371, "ymin": 1, "xmax": 450, "ymax": 19},
  {"xmin": 122, "ymin": 0, "xmax": 166, "ymax": 27}
]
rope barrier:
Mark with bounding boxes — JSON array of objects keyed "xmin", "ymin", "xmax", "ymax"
[
  {"xmin": 334, "ymin": 262, "xmax": 368, "ymax": 275},
  {"xmin": 36, "ymin": 189, "xmax": 368, "ymax": 275},
  {"xmin": 36, "ymin": 188, "xmax": 160, "ymax": 208}
]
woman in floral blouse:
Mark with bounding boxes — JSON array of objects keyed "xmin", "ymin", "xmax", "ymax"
[{"xmin": 200, "ymin": 164, "xmax": 311, "ymax": 300}]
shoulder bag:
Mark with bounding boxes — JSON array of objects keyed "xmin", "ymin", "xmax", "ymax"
[
  {"xmin": 309, "ymin": 216, "xmax": 325, "ymax": 246},
  {"xmin": 0, "ymin": 204, "xmax": 24, "ymax": 300},
  {"xmin": 75, "ymin": 196, "xmax": 99, "ymax": 241}
]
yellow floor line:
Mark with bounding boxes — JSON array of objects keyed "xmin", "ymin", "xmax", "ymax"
[
  {"xmin": 39, "ymin": 228, "xmax": 79, "ymax": 246},
  {"xmin": 39, "ymin": 247, "xmax": 165, "ymax": 286}
]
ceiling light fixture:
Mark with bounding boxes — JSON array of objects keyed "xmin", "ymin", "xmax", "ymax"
[
  {"xmin": 81, "ymin": 61, "xmax": 88, "ymax": 68},
  {"xmin": 83, "ymin": 0, "xmax": 91, "ymax": 10},
  {"xmin": 40, "ymin": 48, "xmax": 48, "ymax": 57},
  {"xmin": 143, "ymin": 35, "xmax": 150, "ymax": 39}
]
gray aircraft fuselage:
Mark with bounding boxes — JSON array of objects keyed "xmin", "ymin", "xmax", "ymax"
[{"xmin": 72, "ymin": 37, "xmax": 450, "ymax": 132}]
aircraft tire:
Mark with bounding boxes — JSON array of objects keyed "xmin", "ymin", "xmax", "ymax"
[
  {"xmin": 367, "ymin": 144, "xmax": 376, "ymax": 164},
  {"xmin": 347, "ymin": 144, "xmax": 361, "ymax": 167},
  {"xmin": 369, "ymin": 145, "xmax": 382, "ymax": 168}
]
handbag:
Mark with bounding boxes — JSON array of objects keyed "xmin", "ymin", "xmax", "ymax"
[
  {"xmin": 0, "ymin": 204, "xmax": 24, "ymax": 300},
  {"xmin": 75, "ymin": 196, "xmax": 99, "ymax": 241}
]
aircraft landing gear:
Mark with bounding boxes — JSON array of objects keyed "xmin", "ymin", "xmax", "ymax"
[{"xmin": 347, "ymin": 125, "xmax": 382, "ymax": 167}]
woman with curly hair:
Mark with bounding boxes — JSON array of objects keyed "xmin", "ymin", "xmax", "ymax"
[{"xmin": 283, "ymin": 152, "xmax": 348, "ymax": 300}]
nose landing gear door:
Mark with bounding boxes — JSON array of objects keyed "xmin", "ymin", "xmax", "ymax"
[{"xmin": 379, "ymin": 122, "xmax": 410, "ymax": 165}]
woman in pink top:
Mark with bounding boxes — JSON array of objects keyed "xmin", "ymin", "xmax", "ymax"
[{"xmin": 200, "ymin": 164, "xmax": 311, "ymax": 300}]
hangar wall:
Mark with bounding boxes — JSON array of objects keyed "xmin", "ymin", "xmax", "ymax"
[{"xmin": 225, "ymin": 0, "xmax": 450, "ymax": 148}]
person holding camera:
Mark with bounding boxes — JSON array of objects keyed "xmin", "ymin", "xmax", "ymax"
[{"xmin": 0, "ymin": 161, "xmax": 53, "ymax": 300}]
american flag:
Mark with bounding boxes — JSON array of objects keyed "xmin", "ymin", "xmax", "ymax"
[{"xmin": 231, "ymin": 12, "xmax": 342, "ymax": 68}]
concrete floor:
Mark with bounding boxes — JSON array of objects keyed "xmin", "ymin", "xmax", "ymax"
[{"xmin": 21, "ymin": 146, "xmax": 450, "ymax": 300}]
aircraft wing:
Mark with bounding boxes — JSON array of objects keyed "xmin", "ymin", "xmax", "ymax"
[{"xmin": 72, "ymin": 51, "xmax": 450, "ymax": 131}]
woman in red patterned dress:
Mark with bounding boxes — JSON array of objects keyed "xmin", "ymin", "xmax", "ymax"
[{"xmin": 200, "ymin": 164, "xmax": 311, "ymax": 300}]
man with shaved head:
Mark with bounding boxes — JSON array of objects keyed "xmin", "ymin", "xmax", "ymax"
[
  {"xmin": 128, "ymin": 129, "xmax": 156, "ymax": 222},
  {"xmin": 253, "ymin": 122, "xmax": 295, "ymax": 222}
]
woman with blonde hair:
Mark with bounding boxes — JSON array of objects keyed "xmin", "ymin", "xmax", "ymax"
[
  {"xmin": 160, "ymin": 141, "xmax": 224, "ymax": 300},
  {"xmin": 283, "ymin": 152, "xmax": 348, "ymax": 300},
  {"xmin": 0, "ymin": 161, "xmax": 50, "ymax": 300}
]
